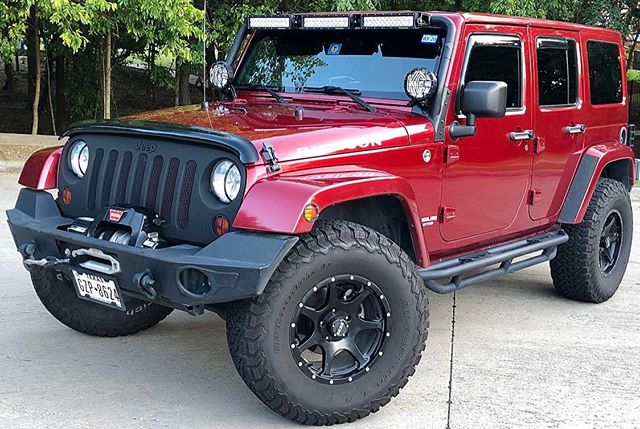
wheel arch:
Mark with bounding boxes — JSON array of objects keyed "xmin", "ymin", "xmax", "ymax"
[
  {"xmin": 233, "ymin": 167, "xmax": 429, "ymax": 266},
  {"xmin": 558, "ymin": 143, "xmax": 635, "ymax": 224}
]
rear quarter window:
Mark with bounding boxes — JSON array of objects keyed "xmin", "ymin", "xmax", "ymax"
[{"xmin": 586, "ymin": 41, "xmax": 623, "ymax": 105}]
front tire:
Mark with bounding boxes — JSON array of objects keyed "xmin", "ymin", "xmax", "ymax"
[
  {"xmin": 31, "ymin": 268, "xmax": 173, "ymax": 337},
  {"xmin": 551, "ymin": 178, "xmax": 633, "ymax": 303},
  {"xmin": 226, "ymin": 221, "xmax": 429, "ymax": 425}
]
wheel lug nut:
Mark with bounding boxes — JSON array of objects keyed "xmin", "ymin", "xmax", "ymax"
[
  {"xmin": 332, "ymin": 308, "xmax": 336, "ymax": 313},
  {"xmin": 325, "ymin": 336, "xmax": 329, "ymax": 340},
  {"xmin": 329, "ymin": 380, "xmax": 334, "ymax": 385},
  {"xmin": 348, "ymin": 377, "xmax": 353, "ymax": 382}
]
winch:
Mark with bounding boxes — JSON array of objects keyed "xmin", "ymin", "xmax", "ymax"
[{"xmin": 66, "ymin": 207, "xmax": 167, "ymax": 249}]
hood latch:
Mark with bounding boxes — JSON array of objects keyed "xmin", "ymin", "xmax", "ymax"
[{"xmin": 261, "ymin": 142, "xmax": 281, "ymax": 173}]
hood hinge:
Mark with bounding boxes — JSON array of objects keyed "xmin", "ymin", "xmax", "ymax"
[{"xmin": 261, "ymin": 142, "xmax": 281, "ymax": 173}]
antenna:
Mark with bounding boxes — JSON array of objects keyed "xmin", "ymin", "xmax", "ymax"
[{"xmin": 201, "ymin": 0, "xmax": 208, "ymax": 110}]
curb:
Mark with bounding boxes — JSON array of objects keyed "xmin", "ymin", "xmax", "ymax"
[
  {"xmin": 0, "ymin": 160, "xmax": 26, "ymax": 173},
  {"xmin": 0, "ymin": 134, "xmax": 64, "ymax": 172}
]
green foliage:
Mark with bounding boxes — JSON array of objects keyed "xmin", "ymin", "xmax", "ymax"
[
  {"xmin": 149, "ymin": 65, "xmax": 176, "ymax": 91},
  {"xmin": 0, "ymin": 0, "xmax": 32, "ymax": 61},
  {"xmin": 628, "ymin": 69, "xmax": 640, "ymax": 82}
]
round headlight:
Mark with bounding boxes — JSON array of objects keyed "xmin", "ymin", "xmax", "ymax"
[
  {"xmin": 209, "ymin": 61, "xmax": 234, "ymax": 90},
  {"xmin": 211, "ymin": 160, "xmax": 241, "ymax": 203},
  {"xmin": 404, "ymin": 67, "xmax": 438, "ymax": 104},
  {"xmin": 69, "ymin": 140, "xmax": 89, "ymax": 178}
]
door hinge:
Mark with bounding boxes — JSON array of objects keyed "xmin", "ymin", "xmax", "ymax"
[
  {"xmin": 439, "ymin": 206, "xmax": 456, "ymax": 223},
  {"xmin": 445, "ymin": 145, "xmax": 460, "ymax": 163},
  {"xmin": 534, "ymin": 137, "xmax": 546, "ymax": 154},
  {"xmin": 528, "ymin": 189, "xmax": 542, "ymax": 205}
]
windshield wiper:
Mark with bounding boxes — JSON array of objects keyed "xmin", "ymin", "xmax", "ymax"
[
  {"xmin": 236, "ymin": 84, "xmax": 288, "ymax": 105},
  {"xmin": 302, "ymin": 85, "xmax": 376, "ymax": 113}
]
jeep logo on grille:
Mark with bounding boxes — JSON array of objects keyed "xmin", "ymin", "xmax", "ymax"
[{"xmin": 135, "ymin": 141, "xmax": 157, "ymax": 152}]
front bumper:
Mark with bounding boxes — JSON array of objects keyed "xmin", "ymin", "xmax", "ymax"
[{"xmin": 7, "ymin": 188, "xmax": 298, "ymax": 310}]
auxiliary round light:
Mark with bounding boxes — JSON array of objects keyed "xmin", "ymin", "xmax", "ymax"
[
  {"xmin": 68, "ymin": 140, "xmax": 89, "ymax": 178},
  {"xmin": 211, "ymin": 160, "xmax": 241, "ymax": 203},
  {"xmin": 404, "ymin": 68, "xmax": 438, "ymax": 104},
  {"xmin": 209, "ymin": 61, "xmax": 234, "ymax": 89}
]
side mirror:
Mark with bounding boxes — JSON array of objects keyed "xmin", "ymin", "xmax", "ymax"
[{"xmin": 450, "ymin": 81, "xmax": 508, "ymax": 139}]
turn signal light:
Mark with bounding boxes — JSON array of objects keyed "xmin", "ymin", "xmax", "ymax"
[
  {"xmin": 62, "ymin": 187, "xmax": 72, "ymax": 205},
  {"xmin": 303, "ymin": 204, "xmax": 319, "ymax": 222},
  {"xmin": 214, "ymin": 215, "xmax": 230, "ymax": 236}
]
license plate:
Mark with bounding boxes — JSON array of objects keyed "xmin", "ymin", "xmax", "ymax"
[{"xmin": 72, "ymin": 270, "xmax": 124, "ymax": 310}]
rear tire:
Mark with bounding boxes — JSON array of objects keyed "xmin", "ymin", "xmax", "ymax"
[
  {"xmin": 31, "ymin": 268, "xmax": 173, "ymax": 337},
  {"xmin": 226, "ymin": 221, "xmax": 429, "ymax": 425},
  {"xmin": 551, "ymin": 178, "xmax": 633, "ymax": 303}
]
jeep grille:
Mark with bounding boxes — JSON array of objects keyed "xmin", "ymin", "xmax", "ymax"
[{"xmin": 58, "ymin": 133, "xmax": 246, "ymax": 246}]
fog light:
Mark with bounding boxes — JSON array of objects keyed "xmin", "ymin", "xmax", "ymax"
[
  {"xmin": 303, "ymin": 204, "xmax": 319, "ymax": 222},
  {"xmin": 62, "ymin": 187, "xmax": 72, "ymax": 205},
  {"xmin": 179, "ymin": 269, "xmax": 212, "ymax": 296}
]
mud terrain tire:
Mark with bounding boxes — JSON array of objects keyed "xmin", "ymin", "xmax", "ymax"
[
  {"xmin": 551, "ymin": 178, "xmax": 633, "ymax": 303},
  {"xmin": 226, "ymin": 221, "xmax": 429, "ymax": 425},
  {"xmin": 31, "ymin": 268, "xmax": 173, "ymax": 337}
]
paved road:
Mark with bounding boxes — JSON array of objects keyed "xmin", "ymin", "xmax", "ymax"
[{"xmin": 0, "ymin": 173, "xmax": 639, "ymax": 429}]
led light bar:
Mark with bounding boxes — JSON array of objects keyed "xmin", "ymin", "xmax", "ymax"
[
  {"xmin": 362, "ymin": 14, "xmax": 415, "ymax": 28},
  {"xmin": 302, "ymin": 16, "xmax": 350, "ymax": 29},
  {"xmin": 248, "ymin": 16, "xmax": 291, "ymax": 29}
]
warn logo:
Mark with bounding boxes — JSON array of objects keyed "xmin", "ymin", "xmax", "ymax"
[{"xmin": 108, "ymin": 209, "xmax": 125, "ymax": 222}]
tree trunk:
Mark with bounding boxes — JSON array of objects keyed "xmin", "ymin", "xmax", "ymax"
[
  {"xmin": 176, "ymin": 62, "xmax": 191, "ymax": 106},
  {"xmin": 26, "ymin": 7, "xmax": 37, "ymax": 109},
  {"xmin": 102, "ymin": 32, "xmax": 112, "ymax": 119},
  {"xmin": 55, "ymin": 52, "xmax": 67, "ymax": 129},
  {"xmin": 3, "ymin": 61, "xmax": 14, "ymax": 91},
  {"xmin": 31, "ymin": 6, "xmax": 41, "ymax": 135},
  {"xmin": 627, "ymin": 27, "xmax": 639, "ymax": 70},
  {"xmin": 44, "ymin": 39, "xmax": 56, "ymax": 135}
]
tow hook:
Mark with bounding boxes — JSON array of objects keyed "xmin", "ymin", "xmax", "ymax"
[
  {"xmin": 134, "ymin": 270, "xmax": 157, "ymax": 300},
  {"xmin": 20, "ymin": 241, "xmax": 69, "ymax": 271}
]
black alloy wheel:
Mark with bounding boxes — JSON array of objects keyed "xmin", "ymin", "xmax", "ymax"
[
  {"xmin": 599, "ymin": 210, "xmax": 623, "ymax": 275},
  {"xmin": 289, "ymin": 274, "xmax": 390, "ymax": 385}
]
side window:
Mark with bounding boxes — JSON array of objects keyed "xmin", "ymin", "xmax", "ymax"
[
  {"xmin": 464, "ymin": 37, "xmax": 522, "ymax": 108},
  {"xmin": 537, "ymin": 38, "xmax": 578, "ymax": 106},
  {"xmin": 587, "ymin": 41, "xmax": 622, "ymax": 105}
]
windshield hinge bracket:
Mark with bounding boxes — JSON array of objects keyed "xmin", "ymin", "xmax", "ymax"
[{"xmin": 261, "ymin": 142, "xmax": 281, "ymax": 173}]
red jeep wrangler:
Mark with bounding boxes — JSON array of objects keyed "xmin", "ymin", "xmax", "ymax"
[{"xmin": 7, "ymin": 11, "xmax": 635, "ymax": 425}]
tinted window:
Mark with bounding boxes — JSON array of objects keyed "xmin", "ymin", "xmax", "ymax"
[
  {"xmin": 537, "ymin": 39, "xmax": 578, "ymax": 106},
  {"xmin": 587, "ymin": 41, "xmax": 622, "ymax": 105},
  {"xmin": 236, "ymin": 29, "xmax": 443, "ymax": 100},
  {"xmin": 465, "ymin": 43, "xmax": 522, "ymax": 108}
]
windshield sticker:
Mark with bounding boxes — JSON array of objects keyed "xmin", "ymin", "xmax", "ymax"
[
  {"xmin": 420, "ymin": 34, "xmax": 439, "ymax": 45},
  {"xmin": 328, "ymin": 43, "xmax": 342, "ymax": 55}
]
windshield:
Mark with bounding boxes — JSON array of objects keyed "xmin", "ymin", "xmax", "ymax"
[{"xmin": 236, "ymin": 29, "xmax": 444, "ymax": 100}]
